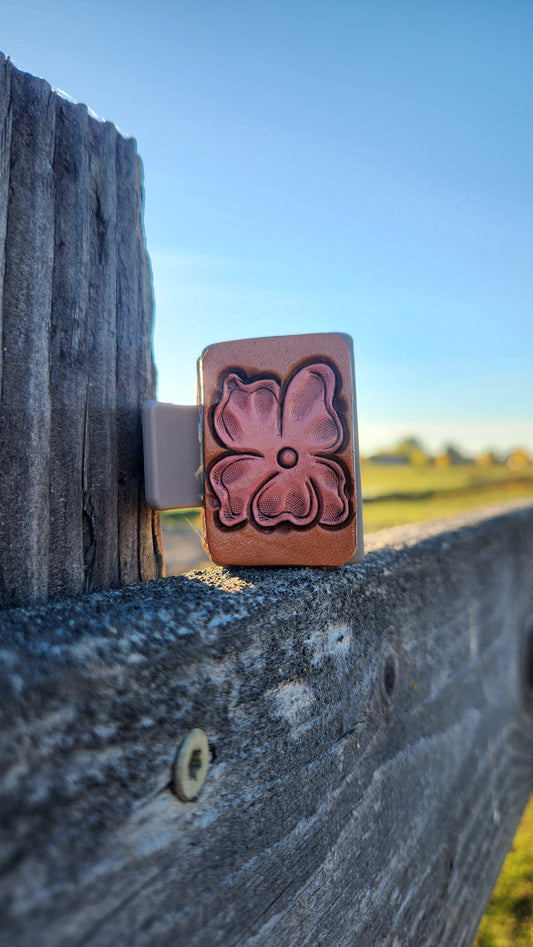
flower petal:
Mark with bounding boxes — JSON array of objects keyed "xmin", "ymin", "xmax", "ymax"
[
  {"xmin": 281, "ymin": 363, "xmax": 343, "ymax": 453},
  {"xmin": 209, "ymin": 454, "xmax": 271, "ymax": 526},
  {"xmin": 252, "ymin": 471, "xmax": 319, "ymax": 528},
  {"xmin": 213, "ymin": 373, "xmax": 280, "ymax": 453},
  {"xmin": 310, "ymin": 458, "xmax": 350, "ymax": 525}
]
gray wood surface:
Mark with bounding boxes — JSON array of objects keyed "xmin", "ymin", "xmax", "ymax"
[
  {"xmin": 1, "ymin": 500, "xmax": 532, "ymax": 946},
  {"xmin": 0, "ymin": 54, "xmax": 163, "ymax": 607}
]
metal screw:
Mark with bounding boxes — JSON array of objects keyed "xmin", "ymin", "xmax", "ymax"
[{"xmin": 174, "ymin": 728, "xmax": 209, "ymax": 801}]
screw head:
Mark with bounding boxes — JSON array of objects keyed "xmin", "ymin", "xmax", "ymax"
[{"xmin": 174, "ymin": 728, "xmax": 209, "ymax": 801}]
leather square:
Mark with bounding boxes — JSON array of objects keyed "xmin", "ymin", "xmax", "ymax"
[{"xmin": 199, "ymin": 333, "xmax": 363, "ymax": 566}]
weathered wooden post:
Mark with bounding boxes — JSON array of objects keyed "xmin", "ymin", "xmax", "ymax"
[{"xmin": 0, "ymin": 54, "xmax": 163, "ymax": 607}]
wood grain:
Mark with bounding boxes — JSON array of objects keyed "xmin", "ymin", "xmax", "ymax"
[
  {"xmin": 0, "ymin": 62, "xmax": 55, "ymax": 603},
  {"xmin": 1, "ymin": 501, "xmax": 532, "ymax": 946},
  {"xmin": 0, "ymin": 54, "xmax": 162, "ymax": 606}
]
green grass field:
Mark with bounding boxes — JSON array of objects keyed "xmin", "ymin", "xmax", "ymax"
[
  {"xmin": 161, "ymin": 461, "xmax": 533, "ymax": 537},
  {"xmin": 474, "ymin": 796, "xmax": 533, "ymax": 946},
  {"xmin": 161, "ymin": 461, "xmax": 533, "ymax": 943},
  {"xmin": 362, "ymin": 460, "xmax": 533, "ymax": 497},
  {"xmin": 360, "ymin": 460, "xmax": 533, "ymax": 532}
]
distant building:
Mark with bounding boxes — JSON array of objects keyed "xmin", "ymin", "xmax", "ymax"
[
  {"xmin": 368, "ymin": 453, "xmax": 410, "ymax": 465},
  {"xmin": 368, "ymin": 437, "xmax": 431, "ymax": 466}
]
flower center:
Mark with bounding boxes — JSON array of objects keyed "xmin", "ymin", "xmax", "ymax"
[{"xmin": 277, "ymin": 447, "xmax": 298, "ymax": 469}]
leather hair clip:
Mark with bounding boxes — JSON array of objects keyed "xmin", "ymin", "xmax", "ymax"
[{"xmin": 143, "ymin": 332, "xmax": 363, "ymax": 566}]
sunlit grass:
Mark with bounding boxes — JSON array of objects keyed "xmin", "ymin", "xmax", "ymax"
[
  {"xmin": 360, "ymin": 459, "xmax": 533, "ymax": 499},
  {"xmin": 362, "ymin": 479, "xmax": 533, "ymax": 532},
  {"xmin": 359, "ymin": 461, "xmax": 533, "ymax": 531},
  {"xmin": 161, "ymin": 507, "xmax": 202, "ymax": 529},
  {"xmin": 474, "ymin": 795, "xmax": 533, "ymax": 947}
]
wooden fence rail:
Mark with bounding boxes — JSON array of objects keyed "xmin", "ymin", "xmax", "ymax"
[
  {"xmin": 1, "ymin": 502, "xmax": 533, "ymax": 945},
  {"xmin": 1, "ymin": 55, "xmax": 533, "ymax": 947}
]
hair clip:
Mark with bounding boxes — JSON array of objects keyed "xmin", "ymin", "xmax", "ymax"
[{"xmin": 143, "ymin": 332, "xmax": 363, "ymax": 567}]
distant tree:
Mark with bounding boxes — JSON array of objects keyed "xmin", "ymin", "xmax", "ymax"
[
  {"xmin": 476, "ymin": 451, "xmax": 497, "ymax": 467},
  {"xmin": 409, "ymin": 446, "xmax": 431, "ymax": 466},
  {"xmin": 395, "ymin": 436, "xmax": 424, "ymax": 455},
  {"xmin": 436, "ymin": 444, "xmax": 472, "ymax": 466},
  {"xmin": 507, "ymin": 448, "xmax": 531, "ymax": 470},
  {"xmin": 394, "ymin": 437, "xmax": 431, "ymax": 466}
]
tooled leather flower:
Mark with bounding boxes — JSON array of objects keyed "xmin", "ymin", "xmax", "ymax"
[{"xmin": 208, "ymin": 363, "xmax": 350, "ymax": 529}]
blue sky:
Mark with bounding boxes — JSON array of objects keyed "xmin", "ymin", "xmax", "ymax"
[{"xmin": 3, "ymin": 0, "xmax": 532, "ymax": 453}]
